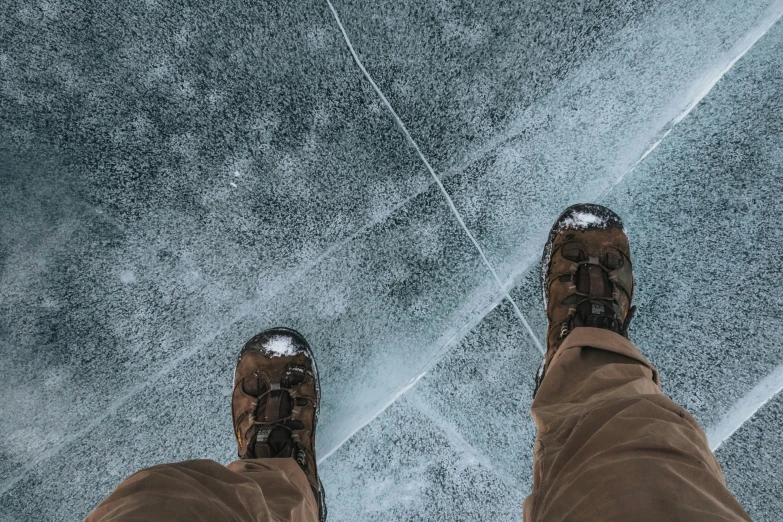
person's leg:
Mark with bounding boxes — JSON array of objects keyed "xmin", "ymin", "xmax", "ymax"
[
  {"xmin": 86, "ymin": 458, "xmax": 318, "ymax": 522},
  {"xmin": 527, "ymin": 204, "xmax": 750, "ymax": 521},
  {"xmin": 523, "ymin": 327, "xmax": 750, "ymax": 522},
  {"xmin": 86, "ymin": 328, "xmax": 326, "ymax": 522}
]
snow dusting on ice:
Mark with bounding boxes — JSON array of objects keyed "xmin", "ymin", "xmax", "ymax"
[
  {"xmin": 560, "ymin": 211, "xmax": 609, "ymax": 229},
  {"xmin": 265, "ymin": 335, "xmax": 298, "ymax": 357}
]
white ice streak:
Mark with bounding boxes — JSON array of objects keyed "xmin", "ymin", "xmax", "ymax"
[
  {"xmin": 264, "ymin": 335, "xmax": 299, "ymax": 357},
  {"xmin": 408, "ymin": 395, "xmax": 525, "ymax": 494},
  {"xmin": 317, "ymin": 370, "xmax": 427, "ymax": 464},
  {"xmin": 597, "ymin": 2, "xmax": 783, "ymax": 200},
  {"xmin": 707, "ymin": 363, "xmax": 783, "ymax": 451}
]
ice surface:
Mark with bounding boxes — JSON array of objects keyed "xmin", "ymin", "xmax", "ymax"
[
  {"xmin": 1, "ymin": 0, "xmax": 782, "ymax": 519},
  {"xmin": 509, "ymin": 264, "xmax": 548, "ymax": 333},
  {"xmin": 319, "ymin": 398, "xmax": 525, "ymax": 522},
  {"xmin": 407, "ymin": 299, "xmax": 541, "ymax": 490},
  {"xmin": 716, "ymin": 391, "xmax": 783, "ymax": 522},
  {"xmin": 332, "ymin": 0, "xmax": 783, "ymax": 285}
]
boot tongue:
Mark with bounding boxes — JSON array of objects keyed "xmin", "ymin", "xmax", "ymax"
[
  {"xmin": 251, "ymin": 425, "xmax": 294, "ymax": 458},
  {"xmin": 248, "ymin": 388, "xmax": 295, "ymax": 458},
  {"xmin": 257, "ymin": 390, "xmax": 293, "ymax": 422},
  {"xmin": 575, "ymin": 300, "xmax": 620, "ymax": 331},
  {"xmin": 573, "ymin": 262, "xmax": 621, "ymax": 332},
  {"xmin": 576, "ymin": 262, "xmax": 609, "ymax": 297}
]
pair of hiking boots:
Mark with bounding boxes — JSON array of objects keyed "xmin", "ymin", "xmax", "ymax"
[{"xmin": 231, "ymin": 203, "xmax": 635, "ymax": 520}]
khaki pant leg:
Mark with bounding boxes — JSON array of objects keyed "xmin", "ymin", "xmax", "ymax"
[
  {"xmin": 523, "ymin": 327, "xmax": 750, "ymax": 522},
  {"xmin": 86, "ymin": 458, "xmax": 319, "ymax": 522}
]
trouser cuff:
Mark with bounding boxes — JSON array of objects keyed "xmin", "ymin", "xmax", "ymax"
[{"xmin": 550, "ymin": 326, "xmax": 660, "ymax": 387}]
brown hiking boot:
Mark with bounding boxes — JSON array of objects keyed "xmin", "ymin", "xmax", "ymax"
[
  {"xmin": 232, "ymin": 327, "xmax": 327, "ymax": 521},
  {"xmin": 535, "ymin": 203, "xmax": 636, "ymax": 395}
]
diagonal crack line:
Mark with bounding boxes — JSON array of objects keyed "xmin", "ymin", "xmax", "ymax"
[
  {"xmin": 317, "ymin": 288, "xmax": 508, "ymax": 464},
  {"xmin": 708, "ymin": 363, "xmax": 783, "ymax": 451},
  {"xmin": 407, "ymin": 395, "xmax": 525, "ymax": 496},
  {"xmin": 317, "ymin": 257, "xmax": 551, "ymax": 467},
  {"xmin": 325, "ymin": 0, "xmax": 545, "ymax": 358},
  {"xmin": 0, "ymin": 187, "xmax": 413, "ymax": 500},
  {"xmin": 597, "ymin": 2, "xmax": 783, "ymax": 201}
]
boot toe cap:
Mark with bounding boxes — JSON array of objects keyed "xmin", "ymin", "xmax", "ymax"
[{"xmin": 242, "ymin": 328, "xmax": 312, "ymax": 359}]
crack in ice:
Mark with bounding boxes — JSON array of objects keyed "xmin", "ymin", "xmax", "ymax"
[
  {"xmin": 324, "ymin": 0, "xmax": 543, "ymax": 358},
  {"xmin": 598, "ymin": 3, "xmax": 783, "ymax": 200},
  {"xmin": 708, "ymin": 363, "xmax": 783, "ymax": 451}
]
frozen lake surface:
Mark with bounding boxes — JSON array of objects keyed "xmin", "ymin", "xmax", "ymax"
[{"xmin": 1, "ymin": 0, "xmax": 782, "ymax": 519}]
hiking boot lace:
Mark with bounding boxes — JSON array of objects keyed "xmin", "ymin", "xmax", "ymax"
[
  {"xmin": 555, "ymin": 254, "xmax": 634, "ymax": 337},
  {"xmin": 295, "ymin": 445, "xmax": 308, "ymax": 469},
  {"xmin": 247, "ymin": 386, "xmax": 314, "ymax": 470},
  {"xmin": 559, "ymin": 315, "xmax": 573, "ymax": 340}
]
